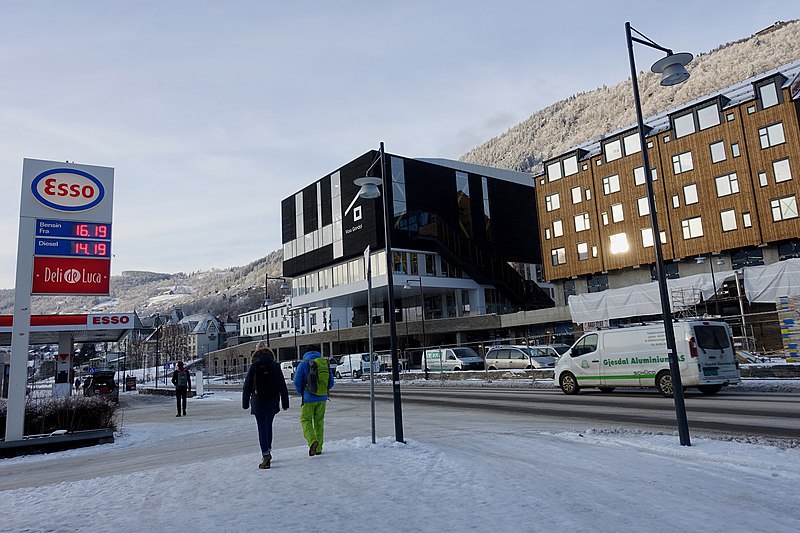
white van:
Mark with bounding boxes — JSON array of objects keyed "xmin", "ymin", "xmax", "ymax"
[
  {"xmin": 335, "ymin": 353, "xmax": 380, "ymax": 379},
  {"xmin": 555, "ymin": 320, "xmax": 740, "ymax": 397},
  {"xmin": 422, "ymin": 347, "xmax": 484, "ymax": 372}
]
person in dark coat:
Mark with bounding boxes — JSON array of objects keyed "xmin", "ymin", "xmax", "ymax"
[
  {"xmin": 171, "ymin": 361, "xmax": 191, "ymax": 417},
  {"xmin": 242, "ymin": 342, "xmax": 290, "ymax": 469}
]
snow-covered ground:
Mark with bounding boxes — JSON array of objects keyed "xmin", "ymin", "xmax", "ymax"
[{"xmin": 1, "ymin": 384, "xmax": 798, "ymax": 532}]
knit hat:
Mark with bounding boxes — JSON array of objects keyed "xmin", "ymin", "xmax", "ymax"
[{"xmin": 177, "ymin": 361, "xmax": 184, "ymax": 369}]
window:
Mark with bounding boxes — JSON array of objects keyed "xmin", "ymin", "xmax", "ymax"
[
  {"xmin": 710, "ymin": 141, "xmax": 726, "ymax": 163},
  {"xmin": 773, "ymin": 159, "xmax": 792, "ymax": 183},
  {"xmin": 609, "ymin": 233, "xmax": 629, "ymax": 254},
  {"xmin": 587, "ymin": 274, "xmax": 609, "ymax": 293},
  {"xmin": 771, "ymin": 195, "xmax": 798, "ymax": 221},
  {"xmin": 759, "ymin": 82, "xmax": 779, "ymax": 109},
  {"xmin": 720, "ymin": 209, "xmax": 737, "ymax": 231},
  {"xmin": 585, "ymin": 188, "xmax": 592, "ymax": 201},
  {"xmin": 611, "ymin": 203, "xmax": 624, "ymax": 223},
  {"xmin": 672, "ymin": 152, "xmax": 694, "ymax": 174},
  {"xmin": 732, "ymin": 248, "xmax": 764, "ymax": 268},
  {"xmin": 641, "ymin": 228, "xmax": 666, "ymax": 248},
  {"xmin": 759, "ymin": 172, "xmax": 768, "ymax": 187},
  {"xmin": 603, "ymin": 174, "xmax": 620, "ymax": 194},
  {"xmin": 748, "ymin": 105, "xmax": 756, "ymax": 114},
  {"xmin": 674, "ymin": 113, "xmax": 696, "ymax": 138},
  {"xmin": 726, "ymin": 112, "xmax": 735, "ymax": 121},
  {"xmin": 545, "ymin": 193, "xmax": 560, "ymax": 211},
  {"xmin": 604, "ymin": 139, "xmax": 622, "ymax": 162},
  {"xmin": 547, "ymin": 161, "xmax": 562, "ymax": 182},
  {"xmin": 544, "ymin": 227, "xmax": 551, "ymax": 240},
  {"xmin": 651, "ymin": 262, "xmax": 680, "ymax": 281},
  {"xmin": 637, "ymin": 197, "xmax": 650, "ymax": 217},
  {"xmin": 715, "ymin": 173, "xmax": 739, "ymax": 197},
  {"xmin": 601, "ymin": 212, "xmax": 609, "ymax": 225},
  {"xmin": 563, "ymin": 279, "xmax": 576, "ymax": 302},
  {"xmin": 731, "ymin": 142, "xmax": 741, "ymax": 158},
  {"xmin": 672, "ymin": 195, "xmax": 680, "ymax": 209},
  {"xmin": 563, "ymin": 156, "xmax": 579, "ymax": 176},
  {"xmin": 623, "ymin": 133, "xmax": 641, "ymax": 155},
  {"xmin": 778, "ymin": 241, "xmax": 800, "ymax": 260},
  {"xmin": 574, "ymin": 213, "xmax": 590, "ymax": 232},
  {"xmin": 684, "ymin": 183, "xmax": 699, "ymax": 205},
  {"xmin": 681, "ymin": 216, "xmax": 704, "ymax": 239},
  {"xmin": 571, "ymin": 186, "xmax": 582, "ymax": 204},
  {"xmin": 698, "ymin": 104, "xmax": 720, "ymax": 130},
  {"xmin": 553, "ymin": 219, "xmax": 563, "ymax": 237},
  {"xmin": 743, "ymin": 212, "xmax": 752, "ymax": 228},
  {"xmin": 577, "ymin": 242, "xmax": 589, "ymax": 261},
  {"xmin": 551, "ymin": 247, "xmax": 567, "ymax": 265},
  {"xmin": 759, "ymin": 123, "xmax": 785, "ymax": 149},
  {"xmin": 633, "ymin": 166, "xmax": 657, "ymax": 186}
]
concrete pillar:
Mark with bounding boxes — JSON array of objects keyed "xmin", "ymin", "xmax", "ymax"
[{"xmin": 195, "ymin": 370, "xmax": 204, "ymax": 396}]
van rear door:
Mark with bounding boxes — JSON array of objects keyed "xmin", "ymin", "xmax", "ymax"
[{"xmin": 691, "ymin": 323, "xmax": 739, "ymax": 382}]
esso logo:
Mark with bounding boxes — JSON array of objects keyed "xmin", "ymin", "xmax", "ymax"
[
  {"xmin": 31, "ymin": 168, "xmax": 105, "ymax": 212},
  {"xmin": 91, "ymin": 314, "xmax": 131, "ymax": 326}
]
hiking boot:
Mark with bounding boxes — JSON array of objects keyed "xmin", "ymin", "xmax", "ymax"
[
  {"xmin": 259, "ymin": 453, "xmax": 272, "ymax": 469},
  {"xmin": 309, "ymin": 441, "xmax": 318, "ymax": 456},
  {"xmin": 183, "ymin": 410, "xmax": 187, "ymax": 416}
]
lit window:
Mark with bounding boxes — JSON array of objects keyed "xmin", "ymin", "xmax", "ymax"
[
  {"xmin": 743, "ymin": 212, "xmax": 752, "ymax": 228},
  {"xmin": 697, "ymin": 104, "xmax": 720, "ymax": 130},
  {"xmin": 674, "ymin": 113, "xmax": 695, "ymax": 138},
  {"xmin": 684, "ymin": 183, "xmax": 699, "ymax": 205},
  {"xmin": 759, "ymin": 123, "xmax": 785, "ymax": 149},
  {"xmin": 623, "ymin": 133, "xmax": 641, "ymax": 155},
  {"xmin": 720, "ymin": 209, "xmax": 737, "ymax": 232},
  {"xmin": 759, "ymin": 82, "xmax": 779, "ymax": 108},
  {"xmin": 771, "ymin": 196, "xmax": 798, "ymax": 222},
  {"xmin": 574, "ymin": 213, "xmax": 590, "ymax": 232},
  {"xmin": 547, "ymin": 161, "xmax": 562, "ymax": 182},
  {"xmin": 563, "ymin": 156, "xmax": 579, "ymax": 176},
  {"xmin": 603, "ymin": 174, "xmax": 620, "ymax": 195},
  {"xmin": 637, "ymin": 197, "xmax": 650, "ymax": 216},
  {"xmin": 577, "ymin": 242, "xmax": 589, "ymax": 261},
  {"xmin": 545, "ymin": 193, "xmax": 560, "ymax": 211},
  {"xmin": 605, "ymin": 140, "xmax": 622, "ymax": 162},
  {"xmin": 773, "ymin": 159, "xmax": 792, "ymax": 183},
  {"xmin": 571, "ymin": 186, "xmax": 582, "ymax": 204},
  {"xmin": 611, "ymin": 203, "xmax": 624, "ymax": 223},
  {"xmin": 553, "ymin": 219, "xmax": 563, "ymax": 237},
  {"xmin": 551, "ymin": 247, "xmax": 567, "ymax": 265},
  {"xmin": 609, "ymin": 233, "xmax": 629, "ymax": 254},
  {"xmin": 710, "ymin": 141, "xmax": 726, "ymax": 163},
  {"xmin": 672, "ymin": 151, "xmax": 694, "ymax": 174},
  {"xmin": 681, "ymin": 216, "xmax": 704, "ymax": 239},
  {"xmin": 715, "ymin": 173, "xmax": 739, "ymax": 197}
]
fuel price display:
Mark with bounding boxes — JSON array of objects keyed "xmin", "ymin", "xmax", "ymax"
[{"xmin": 34, "ymin": 219, "xmax": 112, "ymax": 258}]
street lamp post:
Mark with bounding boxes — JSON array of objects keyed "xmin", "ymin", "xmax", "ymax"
[
  {"xmin": 403, "ymin": 277, "xmax": 427, "ymax": 379},
  {"xmin": 154, "ymin": 314, "xmax": 161, "ymax": 389},
  {"xmin": 265, "ymin": 275, "xmax": 289, "ymax": 347},
  {"xmin": 354, "ymin": 141, "xmax": 404, "ymax": 443},
  {"xmin": 626, "ymin": 21, "xmax": 693, "ymax": 446}
]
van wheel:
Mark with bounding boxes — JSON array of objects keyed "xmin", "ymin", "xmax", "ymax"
[
  {"xmin": 656, "ymin": 370, "xmax": 673, "ymax": 397},
  {"xmin": 335, "ymin": 371, "xmax": 341, "ymax": 379},
  {"xmin": 697, "ymin": 384, "xmax": 723, "ymax": 395},
  {"xmin": 488, "ymin": 366, "xmax": 497, "ymax": 371},
  {"xmin": 354, "ymin": 370, "xmax": 362, "ymax": 379},
  {"xmin": 559, "ymin": 372, "xmax": 580, "ymax": 395},
  {"xmin": 598, "ymin": 386, "xmax": 615, "ymax": 393},
  {"xmin": 453, "ymin": 367, "xmax": 461, "ymax": 372}
]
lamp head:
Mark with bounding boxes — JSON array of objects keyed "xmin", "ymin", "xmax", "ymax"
[
  {"xmin": 403, "ymin": 282, "xmax": 411, "ymax": 290},
  {"xmin": 651, "ymin": 52, "xmax": 692, "ymax": 86},
  {"xmin": 695, "ymin": 256, "xmax": 706, "ymax": 265},
  {"xmin": 354, "ymin": 177, "xmax": 382, "ymax": 199}
]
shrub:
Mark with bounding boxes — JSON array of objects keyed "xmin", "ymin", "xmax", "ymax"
[{"xmin": 0, "ymin": 396, "xmax": 117, "ymax": 440}]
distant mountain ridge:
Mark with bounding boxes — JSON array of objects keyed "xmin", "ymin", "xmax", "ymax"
[{"xmin": 3, "ymin": 21, "xmax": 798, "ymax": 318}]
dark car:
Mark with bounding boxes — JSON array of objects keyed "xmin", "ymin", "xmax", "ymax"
[{"xmin": 82, "ymin": 370, "xmax": 119, "ymax": 403}]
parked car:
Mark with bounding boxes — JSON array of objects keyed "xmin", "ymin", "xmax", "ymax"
[
  {"xmin": 421, "ymin": 347, "xmax": 484, "ymax": 371},
  {"xmin": 484, "ymin": 345, "xmax": 556, "ymax": 370},
  {"xmin": 82, "ymin": 370, "xmax": 119, "ymax": 403}
]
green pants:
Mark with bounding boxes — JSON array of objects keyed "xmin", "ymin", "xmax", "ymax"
[{"xmin": 300, "ymin": 401, "xmax": 327, "ymax": 451}]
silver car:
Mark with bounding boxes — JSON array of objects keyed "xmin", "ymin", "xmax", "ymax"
[{"xmin": 485, "ymin": 345, "xmax": 556, "ymax": 370}]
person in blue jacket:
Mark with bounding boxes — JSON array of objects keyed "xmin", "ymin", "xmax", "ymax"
[
  {"xmin": 243, "ymin": 342, "xmax": 290, "ymax": 469},
  {"xmin": 293, "ymin": 350, "xmax": 334, "ymax": 456}
]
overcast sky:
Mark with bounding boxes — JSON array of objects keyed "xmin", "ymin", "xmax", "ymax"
[{"xmin": 1, "ymin": 1, "xmax": 797, "ymax": 290}]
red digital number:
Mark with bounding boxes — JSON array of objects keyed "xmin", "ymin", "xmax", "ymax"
[
  {"xmin": 96, "ymin": 243, "xmax": 107, "ymax": 256},
  {"xmin": 74, "ymin": 242, "xmax": 89, "ymax": 255},
  {"xmin": 75, "ymin": 224, "xmax": 90, "ymax": 237},
  {"xmin": 95, "ymin": 225, "xmax": 108, "ymax": 238}
]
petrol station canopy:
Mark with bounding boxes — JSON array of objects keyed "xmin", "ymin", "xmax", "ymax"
[{"xmin": 0, "ymin": 313, "xmax": 141, "ymax": 346}]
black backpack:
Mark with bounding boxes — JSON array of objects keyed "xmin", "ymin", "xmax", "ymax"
[{"xmin": 253, "ymin": 361, "xmax": 278, "ymax": 396}]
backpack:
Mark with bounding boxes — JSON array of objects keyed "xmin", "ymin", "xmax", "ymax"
[
  {"xmin": 176, "ymin": 369, "xmax": 188, "ymax": 387},
  {"xmin": 305, "ymin": 358, "xmax": 331, "ymax": 396},
  {"xmin": 253, "ymin": 361, "xmax": 276, "ymax": 396}
]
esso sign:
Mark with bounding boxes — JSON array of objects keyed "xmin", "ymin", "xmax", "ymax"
[
  {"xmin": 31, "ymin": 168, "xmax": 105, "ymax": 212},
  {"xmin": 87, "ymin": 313, "xmax": 134, "ymax": 329}
]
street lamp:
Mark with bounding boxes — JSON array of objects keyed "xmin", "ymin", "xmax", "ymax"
[
  {"xmin": 354, "ymin": 141, "xmax": 404, "ymax": 443},
  {"xmin": 626, "ymin": 21, "xmax": 693, "ymax": 446},
  {"xmin": 264, "ymin": 275, "xmax": 289, "ymax": 346},
  {"xmin": 403, "ymin": 277, "xmax": 427, "ymax": 378},
  {"xmin": 154, "ymin": 314, "xmax": 161, "ymax": 389},
  {"xmin": 696, "ymin": 256, "xmax": 722, "ymax": 316}
]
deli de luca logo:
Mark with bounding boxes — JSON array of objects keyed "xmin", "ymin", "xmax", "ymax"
[{"xmin": 31, "ymin": 168, "xmax": 105, "ymax": 212}]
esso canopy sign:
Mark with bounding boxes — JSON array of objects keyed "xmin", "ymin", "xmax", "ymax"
[
  {"xmin": 87, "ymin": 313, "xmax": 135, "ymax": 330},
  {"xmin": 31, "ymin": 168, "xmax": 105, "ymax": 212}
]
